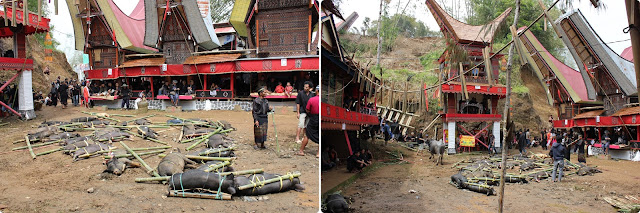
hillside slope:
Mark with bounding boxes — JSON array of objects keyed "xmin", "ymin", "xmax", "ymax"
[
  {"xmin": 341, "ymin": 33, "xmax": 555, "ymax": 132},
  {"xmin": 0, "ymin": 36, "xmax": 75, "ymax": 95}
]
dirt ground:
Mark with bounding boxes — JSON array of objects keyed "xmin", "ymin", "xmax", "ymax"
[
  {"xmin": 337, "ymin": 140, "xmax": 640, "ymax": 213},
  {"xmin": 0, "ymin": 104, "xmax": 319, "ymax": 212}
]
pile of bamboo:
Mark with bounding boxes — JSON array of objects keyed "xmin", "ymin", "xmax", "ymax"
[{"xmin": 449, "ymin": 154, "xmax": 601, "ymax": 195}]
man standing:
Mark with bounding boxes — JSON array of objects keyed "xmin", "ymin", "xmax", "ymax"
[
  {"xmin": 488, "ymin": 134, "xmax": 496, "ymax": 156},
  {"xmin": 119, "ymin": 84, "xmax": 131, "ymax": 110},
  {"xmin": 253, "ymin": 88, "xmax": 272, "ymax": 149},
  {"xmin": 518, "ymin": 130, "xmax": 527, "ymax": 156},
  {"xmin": 295, "ymin": 81, "xmax": 314, "ymax": 144},
  {"xmin": 297, "ymin": 85, "xmax": 319, "ymax": 156},
  {"xmin": 549, "ymin": 139, "xmax": 567, "ymax": 182},
  {"xmin": 58, "ymin": 80, "xmax": 69, "ymax": 109}
]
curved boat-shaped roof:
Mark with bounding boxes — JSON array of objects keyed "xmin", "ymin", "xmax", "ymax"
[
  {"xmin": 555, "ymin": 9, "xmax": 636, "ymax": 96},
  {"xmin": 425, "ymin": 0, "xmax": 511, "ymax": 43},
  {"xmin": 517, "ymin": 27, "xmax": 595, "ymax": 104},
  {"xmin": 99, "ymin": 0, "xmax": 156, "ymax": 53},
  {"xmin": 621, "ymin": 46, "xmax": 633, "ymax": 62}
]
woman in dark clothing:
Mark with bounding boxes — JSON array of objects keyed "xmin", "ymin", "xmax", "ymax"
[{"xmin": 252, "ymin": 88, "xmax": 272, "ymax": 149}]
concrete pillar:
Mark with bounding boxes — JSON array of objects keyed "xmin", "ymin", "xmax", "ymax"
[
  {"xmin": 493, "ymin": 121, "xmax": 501, "ymax": 151},
  {"xmin": 447, "ymin": 121, "xmax": 456, "ymax": 154},
  {"xmin": 18, "ymin": 70, "xmax": 35, "ymax": 120}
]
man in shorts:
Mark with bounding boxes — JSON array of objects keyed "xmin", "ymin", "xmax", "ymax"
[{"xmin": 295, "ymin": 81, "xmax": 314, "ymax": 144}]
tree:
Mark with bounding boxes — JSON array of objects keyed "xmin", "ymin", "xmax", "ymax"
[
  {"xmin": 210, "ymin": 0, "xmax": 234, "ymax": 23},
  {"xmin": 466, "ymin": 0, "xmax": 566, "ymax": 62},
  {"xmin": 361, "ymin": 17, "xmax": 371, "ymax": 36}
]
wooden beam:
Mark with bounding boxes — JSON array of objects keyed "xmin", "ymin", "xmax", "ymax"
[
  {"xmin": 484, "ymin": 47, "xmax": 494, "ymax": 86},
  {"xmin": 459, "ymin": 63, "xmax": 468, "ymax": 100},
  {"xmin": 509, "ymin": 26, "xmax": 526, "ymax": 65}
]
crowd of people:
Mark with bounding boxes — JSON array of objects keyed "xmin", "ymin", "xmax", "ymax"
[{"xmin": 43, "ymin": 77, "xmax": 82, "ymax": 109}]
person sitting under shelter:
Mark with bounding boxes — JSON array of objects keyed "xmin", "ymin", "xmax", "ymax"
[{"xmin": 347, "ymin": 151, "xmax": 367, "ymax": 173}]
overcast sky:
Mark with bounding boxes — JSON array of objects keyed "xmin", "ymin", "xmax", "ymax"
[{"xmin": 340, "ymin": 0, "xmax": 631, "ymax": 54}]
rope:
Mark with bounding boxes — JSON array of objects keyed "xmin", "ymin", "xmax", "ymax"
[{"xmin": 215, "ymin": 174, "xmax": 226, "ymax": 200}]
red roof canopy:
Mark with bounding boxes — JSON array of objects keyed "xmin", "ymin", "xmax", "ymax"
[{"xmin": 0, "ymin": 7, "xmax": 50, "ymax": 37}]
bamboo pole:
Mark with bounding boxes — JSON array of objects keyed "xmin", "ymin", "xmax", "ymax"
[
  {"xmin": 203, "ymin": 161, "xmax": 231, "ymax": 172},
  {"xmin": 23, "ymin": 0, "xmax": 27, "ymax": 26},
  {"xmin": 127, "ymin": 114, "xmax": 156, "ymax": 122},
  {"xmin": 124, "ymin": 130, "xmax": 168, "ymax": 145},
  {"xmin": 168, "ymin": 191, "xmax": 232, "ymax": 200},
  {"xmin": 26, "ymin": 136, "xmax": 36, "ymax": 159},
  {"xmin": 135, "ymin": 176, "xmax": 170, "ymax": 182},
  {"xmin": 37, "ymin": 0, "xmax": 41, "ymax": 23},
  {"xmin": 110, "ymin": 114, "xmax": 135, "ymax": 117},
  {"xmin": 219, "ymin": 169, "xmax": 264, "ymax": 176},
  {"xmin": 186, "ymin": 130, "xmax": 218, "ymax": 151},
  {"xmin": 120, "ymin": 141, "xmax": 160, "ymax": 177},
  {"xmin": 104, "ymin": 149, "xmax": 166, "ymax": 159},
  {"xmin": 36, "ymin": 147, "xmax": 63, "ymax": 156},
  {"xmin": 78, "ymin": 146, "xmax": 171, "ymax": 158},
  {"xmin": 184, "ymin": 155, "xmax": 234, "ymax": 161},
  {"xmin": 13, "ymin": 139, "xmax": 61, "ymax": 150},
  {"xmin": 197, "ymin": 147, "xmax": 235, "ymax": 156},
  {"xmin": 237, "ymin": 172, "xmax": 301, "ymax": 190}
]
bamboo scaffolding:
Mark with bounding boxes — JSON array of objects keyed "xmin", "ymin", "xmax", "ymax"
[
  {"xmin": 120, "ymin": 141, "xmax": 160, "ymax": 177},
  {"xmin": 203, "ymin": 161, "xmax": 231, "ymax": 172},
  {"xmin": 237, "ymin": 172, "xmax": 301, "ymax": 190}
]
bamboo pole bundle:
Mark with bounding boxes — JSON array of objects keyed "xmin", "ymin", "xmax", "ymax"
[
  {"xmin": 237, "ymin": 172, "xmax": 301, "ymax": 190},
  {"xmin": 179, "ymin": 134, "xmax": 209, "ymax": 143},
  {"xmin": 168, "ymin": 191, "xmax": 232, "ymax": 200},
  {"xmin": 124, "ymin": 130, "xmax": 168, "ymax": 145},
  {"xmin": 36, "ymin": 147, "xmax": 63, "ymax": 156},
  {"xmin": 26, "ymin": 136, "xmax": 36, "ymax": 159},
  {"xmin": 183, "ymin": 155, "xmax": 234, "ymax": 162},
  {"xmin": 104, "ymin": 149, "xmax": 166, "ymax": 159},
  {"xmin": 120, "ymin": 141, "xmax": 160, "ymax": 177},
  {"xmin": 203, "ymin": 161, "xmax": 231, "ymax": 172},
  {"xmin": 13, "ymin": 139, "xmax": 61, "ymax": 150}
]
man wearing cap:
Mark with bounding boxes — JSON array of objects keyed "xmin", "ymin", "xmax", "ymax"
[
  {"xmin": 119, "ymin": 83, "xmax": 131, "ymax": 110},
  {"xmin": 253, "ymin": 88, "xmax": 272, "ymax": 149},
  {"xmin": 297, "ymin": 85, "xmax": 320, "ymax": 157}
]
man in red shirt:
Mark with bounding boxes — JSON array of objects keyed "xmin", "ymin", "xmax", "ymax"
[{"xmin": 297, "ymin": 85, "xmax": 320, "ymax": 157}]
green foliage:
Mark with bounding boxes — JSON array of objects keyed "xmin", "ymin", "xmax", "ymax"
[
  {"xmin": 210, "ymin": 0, "xmax": 234, "ymax": 23},
  {"xmin": 466, "ymin": 0, "xmax": 565, "ymax": 61},
  {"xmin": 367, "ymin": 13, "xmax": 439, "ymax": 53},
  {"xmin": 340, "ymin": 37, "xmax": 376, "ymax": 57},
  {"xmin": 419, "ymin": 50, "xmax": 441, "ymax": 71}
]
